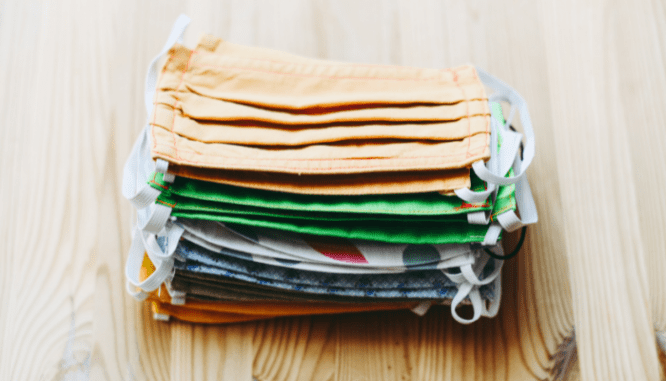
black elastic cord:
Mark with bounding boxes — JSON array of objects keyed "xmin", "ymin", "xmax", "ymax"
[{"xmin": 483, "ymin": 226, "xmax": 527, "ymax": 260}]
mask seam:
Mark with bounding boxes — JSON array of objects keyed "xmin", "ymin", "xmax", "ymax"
[
  {"xmin": 192, "ymin": 48, "xmax": 475, "ymax": 77},
  {"xmin": 156, "ymin": 137, "xmax": 488, "ymax": 160},
  {"xmin": 170, "ymin": 50, "xmax": 195, "ymax": 159},
  {"xmin": 151, "ymin": 52, "xmax": 178, "ymax": 152},
  {"xmin": 447, "ymin": 68, "xmax": 472, "ymax": 160}
]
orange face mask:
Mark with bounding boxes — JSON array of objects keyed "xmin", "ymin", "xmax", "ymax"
[{"xmin": 150, "ymin": 35, "xmax": 490, "ymax": 194}]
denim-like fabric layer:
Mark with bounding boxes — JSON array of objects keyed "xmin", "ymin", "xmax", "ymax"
[{"xmin": 171, "ymin": 240, "xmax": 497, "ymax": 300}]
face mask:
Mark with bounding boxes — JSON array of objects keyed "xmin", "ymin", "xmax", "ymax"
[
  {"xmin": 173, "ymin": 209, "xmax": 491, "ymax": 245},
  {"xmin": 169, "ymin": 239, "xmax": 498, "ymax": 305},
  {"xmin": 145, "ymin": 284, "xmax": 424, "ymax": 324},
  {"xmin": 168, "ymin": 165, "xmax": 473, "ymax": 196},
  {"xmin": 149, "ymin": 170, "xmax": 516, "ymax": 246},
  {"xmin": 140, "ymin": 245, "xmax": 500, "ymax": 324},
  {"xmin": 148, "ymin": 169, "xmax": 508, "ymax": 216},
  {"xmin": 178, "ymin": 217, "xmax": 480, "ymax": 273},
  {"xmin": 149, "ymin": 34, "xmax": 491, "ymax": 194}
]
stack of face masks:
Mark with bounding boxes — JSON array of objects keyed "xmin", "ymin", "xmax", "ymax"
[{"xmin": 123, "ymin": 15, "xmax": 537, "ymax": 325}]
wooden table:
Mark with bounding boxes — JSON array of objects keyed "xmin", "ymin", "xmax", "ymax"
[{"xmin": 1, "ymin": 1, "xmax": 665, "ymax": 380}]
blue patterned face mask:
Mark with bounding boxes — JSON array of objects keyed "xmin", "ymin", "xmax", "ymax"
[
  {"xmin": 145, "ymin": 224, "xmax": 503, "ymax": 323},
  {"xmin": 169, "ymin": 238, "xmax": 500, "ymax": 302}
]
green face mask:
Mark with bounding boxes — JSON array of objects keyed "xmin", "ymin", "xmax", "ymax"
[{"xmin": 149, "ymin": 170, "xmax": 514, "ymax": 218}]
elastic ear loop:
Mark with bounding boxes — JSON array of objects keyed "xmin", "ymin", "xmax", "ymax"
[
  {"xmin": 457, "ymin": 69, "xmax": 536, "ymax": 234},
  {"xmin": 481, "ymin": 271, "xmax": 502, "ymax": 318},
  {"xmin": 137, "ymin": 202, "xmax": 172, "ymax": 235},
  {"xmin": 454, "ymin": 113, "xmax": 500, "ymax": 204},
  {"xmin": 143, "ymin": 15, "xmax": 190, "ymax": 184},
  {"xmin": 443, "ymin": 254, "xmax": 501, "ymax": 324},
  {"xmin": 473, "ymin": 68, "xmax": 535, "ymax": 185},
  {"xmin": 460, "ymin": 256, "xmax": 503, "ymax": 286},
  {"xmin": 125, "ymin": 224, "xmax": 185, "ymax": 301},
  {"xmin": 124, "ymin": 15, "xmax": 190, "ymax": 212},
  {"xmin": 450, "ymin": 283, "xmax": 482, "ymax": 324},
  {"xmin": 456, "ymin": 106, "xmax": 522, "ymax": 210},
  {"xmin": 155, "ymin": 159, "xmax": 175, "ymax": 183},
  {"xmin": 122, "ymin": 125, "xmax": 162, "ymax": 210},
  {"xmin": 125, "ymin": 228, "xmax": 173, "ymax": 300},
  {"xmin": 479, "ymin": 132, "xmax": 537, "ymax": 244},
  {"xmin": 483, "ymin": 226, "xmax": 527, "ymax": 260},
  {"xmin": 127, "ymin": 14, "xmax": 190, "ymax": 211},
  {"xmin": 144, "ymin": 14, "xmax": 190, "ymax": 115},
  {"xmin": 465, "ymin": 127, "xmax": 523, "ymax": 226}
]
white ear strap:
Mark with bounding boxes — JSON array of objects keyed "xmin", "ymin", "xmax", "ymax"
[
  {"xmin": 122, "ymin": 125, "xmax": 162, "ymax": 210},
  {"xmin": 450, "ymin": 282, "xmax": 482, "ymax": 324},
  {"xmin": 137, "ymin": 203, "xmax": 172, "ymax": 234},
  {"xmin": 460, "ymin": 256, "xmax": 503, "ymax": 286},
  {"xmin": 125, "ymin": 228, "xmax": 172, "ymax": 297},
  {"xmin": 144, "ymin": 14, "xmax": 191, "ymax": 115},
  {"xmin": 495, "ymin": 157, "xmax": 539, "ymax": 231},
  {"xmin": 454, "ymin": 110, "xmax": 500, "ymax": 204},
  {"xmin": 125, "ymin": 224, "xmax": 185, "ymax": 301},
  {"xmin": 469, "ymin": 128, "xmax": 538, "ymax": 236},
  {"xmin": 124, "ymin": 127, "xmax": 173, "ymax": 235},
  {"xmin": 443, "ymin": 248, "xmax": 504, "ymax": 324},
  {"xmin": 472, "ymin": 68, "xmax": 535, "ymax": 185},
  {"xmin": 481, "ymin": 272, "xmax": 502, "ymax": 318},
  {"xmin": 143, "ymin": 223, "xmax": 185, "ymax": 262},
  {"xmin": 122, "ymin": 125, "xmax": 173, "ymax": 234},
  {"xmin": 155, "ymin": 159, "xmax": 175, "ymax": 183},
  {"xmin": 482, "ymin": 223, "xmax": 503, "ymax": 246},
  {"xmin": 456, "ymin": 115, "xmax": 522, "ymax": 207},
  {"xmin": 132, "ymin": 14, "xmax": 190, "ymax": 199},
  {"xmin": 449, "ymin": 274, "xmax": 502, "ymax": 324},
  {"xmin": 467, "ymin": 210, "xmax": 491, "ymax": 225}
]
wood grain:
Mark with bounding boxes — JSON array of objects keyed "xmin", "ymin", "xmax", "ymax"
[{"xmin": 0, "ymin": 0, "xmax": 664, "ymax": 380}]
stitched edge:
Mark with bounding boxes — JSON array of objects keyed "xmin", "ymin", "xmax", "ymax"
[
  {"xmin": 447, "ymin": 68, "xmax": 472, "ymax": 159},
  {"xmin": 189, "ymin": 52, "xmax": 479, "ymax": 83},
  {"xmin": 192, "ymin": 47, "xmax": 476, "ymax": 78},
  {"xmin": 156, "ymin": 199, "xmax": 177, "ymax": 208},
  {"xmin": 170, "ymin": 50, "xmax": 195, "ymax": 159},
  {"xmin": 151, "ymin": 53, "xmax": 177, "ymax": 151},
  {"xmin": 150, "ymin": 172, "xmax": 170, "ymax": 191},
  {"xmin": 155, "ymin": 49, "xmax": 491, "ymax": 172}
]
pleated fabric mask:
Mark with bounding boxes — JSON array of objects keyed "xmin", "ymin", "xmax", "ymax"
[{"xmin": 150, "ymin": 35, "xmax": 491, "ymax": 194}]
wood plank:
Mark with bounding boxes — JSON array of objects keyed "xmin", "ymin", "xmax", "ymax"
[
  {"xmin": 1, "ymin": 0, "xmax": 665, "ymax": 380},
  {"xmin": 539, "ymin": 0, "xmax": 661, "ymax": 379}
]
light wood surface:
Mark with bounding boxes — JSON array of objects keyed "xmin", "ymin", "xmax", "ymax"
[{"xmin": 1, "ymin": 0, "xmax": 665, "ymax": 380}]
